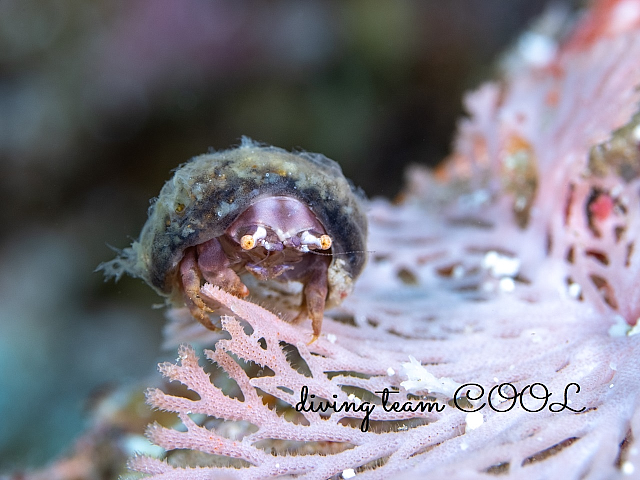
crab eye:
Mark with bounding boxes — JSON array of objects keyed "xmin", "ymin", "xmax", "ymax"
[
  {"xmin": 240, "ymin": 234, "xmax": 256, "ymax": 250},
  {"xmin": 320, "ymin": 234, "xmax": 332, "ymax": 250},
  {"xmin": 239, "ymin": 226, "xmax": 267, "ymax": 250}
]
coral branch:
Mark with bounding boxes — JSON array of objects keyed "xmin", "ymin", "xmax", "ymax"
[{"xmin": 131, "ymin": 1, "xmax": 640, "ymax": 478}]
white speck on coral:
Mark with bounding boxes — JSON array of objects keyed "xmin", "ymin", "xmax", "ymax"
[
  {"xmin": 458, "ymin": 189, "xmax": 490, "ymax": 209},
  {"xmin": 342, "ymin": 468, "xmax": 356, "ymax": 479},
  {"xmin": 610, "ymin": 362, "xmax": 617, "ymax": 371},
  {"xmin": 482, "ymin": 251, "xmax": 521, "ymax": 278},
  {"xmin": 481, "ymin": 251, "xmax": 497, "ymax": 272},
  {"xmin": 460, "ymin": 442, "xmax": 469, "ymax": 451},
  {"xmin": 465, "ymin": 412, "xmax": 484, "ymax": 431},
  {"xmin": 610, "ymin": 384, "xmax": 615, "ymax": 389},
  {"xmin": 627, "ymin": 322, "xmax": 640, "ymax": 336},
  {"xmin": 514, "ymin": 195, "xmax": 527, "ymax": 211},
  {"xmin": 622, "ymin": 461, "xmax": 635, "ymax": 475},
  {"xmin": 499, "ymin": 277, "xmax": 515, "ymax": 292},
  {"xmin": 354, "ymin": 313, "xmax": 367, "ymax": 326},
  {"xmin": 482, "ymin": 281, "xmax": 495, "ymax": 292},
  {"xmin": 493, "ymin": 377, "xmax": 499, "ymax": 383},
  {"xmin": 387, "ymin": 367, "xmax": 396, "ymax": 376},
  {"xmin": 326, "ymin": 333, "xmax": 337, "ymax": 344},
  {"xmin": 516, "ymin": 31, "xmax": 557, "ymax": 67},
  {"xmin": 612, "ymin": 0, "xmax": 640, "ymax": 32},
  {"xmin": 568, "ymin": 282, "xmax": 582, "ymax": 298},
  {"xmin": 452, "ymin": 265, "xmax": 465, "ymax": 278},
  {"xmin": 400, "ymin": 355, "xmax": 461, "ymax": 397},
  {"xmin": 611, "ymin": 184, "xmax": 624, "ymax": 197},
  {"xmin": 621, "ymin": 194, "xmax": 630, "ymax": 207},
  {"xmin": 609, "ymin": 315, "xmax": 630, "ymax": 336},
  {"xmin": 524, "ymin": 330, "xmax": 542, "ymax": 343},
  {"xmin": 275, "ymin": 463, "xmax": 280, "ymax": 468}
]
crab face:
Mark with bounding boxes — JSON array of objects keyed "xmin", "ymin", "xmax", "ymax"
[
  {"xmin": 99, "ymin": 138, "xmax": 368, "ymax": 342},
  {"xmin": 229, "ymin": 196, "xmax": 332, "ymax": 256},
  {"xmin": 180, "ymin": 195, "xmax": 335, "ymax": 340}
]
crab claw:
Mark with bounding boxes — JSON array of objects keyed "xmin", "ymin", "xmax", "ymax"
[
  {"xmin": 196, "ymin": 238, "xmax": 249, "ymax": 298},
  {"xmin": 179, "ymin": 238, "xmax": 251, "ymax": 331}
]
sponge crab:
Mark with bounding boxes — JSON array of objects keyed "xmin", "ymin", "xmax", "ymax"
[{"xmin": 100, "ymin": 139, "xmax": 368, "ymax": 341}]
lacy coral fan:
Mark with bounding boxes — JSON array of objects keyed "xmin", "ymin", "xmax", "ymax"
[{"xmin": 131, "ymin": 1, "xmax": 640, "ymax": 478}]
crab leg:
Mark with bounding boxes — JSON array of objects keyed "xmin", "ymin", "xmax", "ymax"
[
  {"xmin": 179, "ymin": 247, "xmax": 216, "ymax": 329},
  {"xmin": 294, "ymin": 257, "xmax": 329, "ymax": 343}
]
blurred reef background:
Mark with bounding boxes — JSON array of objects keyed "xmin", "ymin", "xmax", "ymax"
[{"xmin": 0, "ymin": 0, "xmax": 580, "ymax": 471}]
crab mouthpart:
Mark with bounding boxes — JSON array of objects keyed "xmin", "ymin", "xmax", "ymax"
[{"xmin": 245, "ymin": 262, "xmax": 294, "ymax": 279}]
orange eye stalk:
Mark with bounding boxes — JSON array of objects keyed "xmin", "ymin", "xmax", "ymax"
[
  {"xmin": 320, "ymin": 234, "xmax": 332, "ymax": 250},
  {"xmin": 240, "ymin": 234, "xmax": 256, "ymax": 250}
]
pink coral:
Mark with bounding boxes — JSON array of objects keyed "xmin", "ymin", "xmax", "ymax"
[{"xmin": 130, "ymin": 1, "xmax": 640, "ymax": 478}]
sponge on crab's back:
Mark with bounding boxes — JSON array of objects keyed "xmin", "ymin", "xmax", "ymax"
[{"xmin": 99, "ymin": 138, "xmax": 368, "ymax": 306}]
